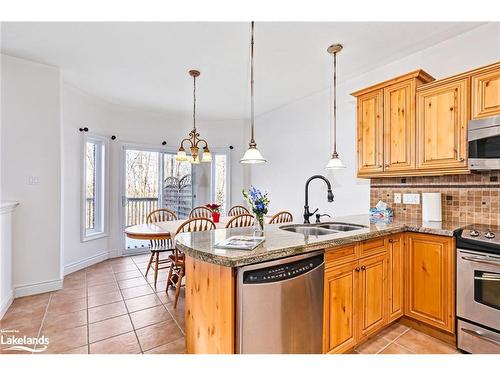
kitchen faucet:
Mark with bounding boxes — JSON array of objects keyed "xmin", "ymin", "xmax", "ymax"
[{"xmin": 303, "ymin": 175, "xmax": 334, "ymax": 224}]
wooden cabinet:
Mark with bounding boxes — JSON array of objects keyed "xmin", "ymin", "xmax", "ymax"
[
  {"xmin": 383, "ymin": 79, "xmax": 416, "ymax": 172},
  {"xmin": 472, "ymin": 66, "xmax": 500, "ymax": 119},
  {"xmin": 387, "ymin": 234, "xmax": 404, "ymax": 322},
  {"xmin": 404, "ymin": 233, "xmax": 455, "ymax": 333},
  {"xmin": 323, "ymin": 261, "xmax": 359, "ymax": 354},
  {"xmin": 323, "ymin": 240, "xmax": 389, "ymax": 353},
  {"xmin": 358, "ymin": 253, "xmax": 387, "ymax": 338},
  {"xmin": 416, "ymin": 78, "xmax": 469, "ymax": 171},
  {"xmin": 357, "ymin": 90, "xmax": 384, "ymax": 175},
  {"xmin": 353, "ymin": 70, "xmax": 434, "ymax": 178}
]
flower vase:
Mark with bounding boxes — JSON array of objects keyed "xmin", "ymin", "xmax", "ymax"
[
  {"xmin": 254, "ymin": 215, "xmax": 264, "ymax": 236},
  {"xmin": 212, "ymin": 212, "xmax": 220, "ymax": 223}
]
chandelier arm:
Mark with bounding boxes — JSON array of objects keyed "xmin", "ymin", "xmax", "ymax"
[{"xmin": 195, "ymin": 138, "xmax": 209, "ymax": 149}]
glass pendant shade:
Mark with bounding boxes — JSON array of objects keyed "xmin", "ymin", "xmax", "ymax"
[
  {"xmin": 325, "ymin": 153, "xmax": 346, "ymax": 169},
  {"xmin": 176, "ymin": 149, "xmax": 187, "ymax": 161},
  {"xmin": 240, "ymin": 146, "xmax": 266, "ymax": 164},
  {"xmin": 201, "ymin": 148, "xmax": 212, "ymax": 162}
]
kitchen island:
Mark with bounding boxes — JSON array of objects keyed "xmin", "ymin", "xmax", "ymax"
[{"xmin": 175, "ymin": 214, "xmax": 462, "ymax": 354}]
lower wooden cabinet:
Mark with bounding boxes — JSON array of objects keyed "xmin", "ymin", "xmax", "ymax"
[
  {"xmin": 323, "ymin": 261, "xmax": 358, "ymax": 354},
  {"xmin": 388, "ymin": 234, "xmax": 404, "ymax": 322},
  {"xmin": 323, "ymin": 232, "xmax": 456, "ymax": 353},
  {"xmin": 404, "ymin": 232, "xmax": 455, "ymax": 333}
]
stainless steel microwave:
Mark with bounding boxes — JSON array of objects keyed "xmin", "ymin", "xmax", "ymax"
[{"xmin": 468, "ymin": 115, "xmax": 500, "ymax": 170}]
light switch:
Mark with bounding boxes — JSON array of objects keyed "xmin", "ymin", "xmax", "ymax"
[
  {"xmin": 27, "ymin": 176, "xmax": 40, "ymax": 185},
  {"xmin": 394, "ymin": 193, "xmax": 402, "ymax": 204},
  {"xmin": 403, "ymin": 193, "xmax": 420, "ymax": 205}
]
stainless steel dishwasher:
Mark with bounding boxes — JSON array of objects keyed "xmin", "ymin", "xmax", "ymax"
[{"xmin": 236, "ymin": 251, "xmax": 324, "ymax": 354}]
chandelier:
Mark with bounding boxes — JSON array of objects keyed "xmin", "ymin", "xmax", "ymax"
[{"xmin": 176, "ymin": 70, "xmax": 212, "ymax": 164}]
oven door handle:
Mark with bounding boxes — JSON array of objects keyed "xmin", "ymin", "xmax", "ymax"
[
  {"xmin": 461, "ymin": 328, "xmax": 500, "ymax": 347},
  {"xmin": 461, "ymin": 256, "xmax": 500, "ymax": 267}
]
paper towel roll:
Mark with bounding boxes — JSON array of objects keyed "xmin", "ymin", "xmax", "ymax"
[{"xmin": 422, "ymin": 193, "xmax": 442, "ymax": 222}]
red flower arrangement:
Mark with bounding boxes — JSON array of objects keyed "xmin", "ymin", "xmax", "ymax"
[{"xmin": 206, "ymin": 203, "xmax": 221, "ymax": 222}]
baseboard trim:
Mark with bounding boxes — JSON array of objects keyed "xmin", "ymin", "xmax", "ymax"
[
  {"xmin": 14, "ymin": 278, "xmax": 63, "ymax": 298},
  {"xmin": 64, "ymin": 250, "xmax": 119, "ymax": 276},
  {"xmin": 0, "ymin": 292, "xmax": 14, "ymax": 319}
]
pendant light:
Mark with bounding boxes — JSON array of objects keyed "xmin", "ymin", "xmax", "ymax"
[
  {"xmin": 240, "ymin": 21, "xmax": 266, "ymax": 164},
  {"xmin": 325, "ymin": 44, "xmax": 346, "ymax": 170},
  {"xmin": 176, "ymin": 70, "xmax": 212, "ymax": 164}
]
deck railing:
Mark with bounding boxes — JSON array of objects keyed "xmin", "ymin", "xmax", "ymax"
[{"xmin": 125, "ymin": 197, "xmax": 159, "ymax": 226}]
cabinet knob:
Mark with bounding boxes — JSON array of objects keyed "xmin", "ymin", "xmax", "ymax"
[
  {"xmin": 360, "ymin": 266, "xmax": 366, "ymax": 271},
  {"xmin": 459, "ymin": 158, "xmax": 465, "ymax": 162},
  {"xmin": 389, "ymin": 239, "xmax": 399, "ymax": 243},
  {"xmin": 355, "ymin": 267, "xmax": 360, "ymax": 272}
]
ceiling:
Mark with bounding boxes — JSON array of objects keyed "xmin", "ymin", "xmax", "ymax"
[{"xmin": 1, "ymin": 22, "xmax": 484, "ymax": 120}]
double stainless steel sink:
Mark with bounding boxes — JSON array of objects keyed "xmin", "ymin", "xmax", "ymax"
[{"xmin": 280, "ymin": 222, "xmax": 367, "ymax": 236}]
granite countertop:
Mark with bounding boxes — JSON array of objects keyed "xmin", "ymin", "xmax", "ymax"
[{"xmin": 175, "ymin": 214, "xmax": 464, "ymax": 267}]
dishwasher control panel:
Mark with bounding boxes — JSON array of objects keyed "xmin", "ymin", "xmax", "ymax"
[{"xmin": 243, "ymin": 254, "xmax": 324, "ymax": 284}]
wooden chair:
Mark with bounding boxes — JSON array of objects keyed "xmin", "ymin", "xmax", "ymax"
[
  {"xmin": 145, "ymin": 208, "xmax": 177, "ymax": 289},
  {"xmin": 166, "ymin": 217, "xmax": 216, "ymax": 308},
  {"xmin": 189, "ymin": 206, "xmax": 213, "ymax": 219},
  {"xmin": 227, "ymin": 205, "xmax": 250, "ymax": 216},
  {"xmin": 269, "ymin": 211, "xmax": 293, "ymax": 224},
  {"xmin": 225, "ymin": 213, "xmax": 255, "ymax": 228}
]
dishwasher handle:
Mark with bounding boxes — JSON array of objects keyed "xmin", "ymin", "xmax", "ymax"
[{"xmin": 243, "ymin": 254, "xmax": 324, "ymax": 284}]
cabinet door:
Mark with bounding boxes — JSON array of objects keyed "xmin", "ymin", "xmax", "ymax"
[
  {"xmin": 388, "ymin": 234, "xmax": 404, "ymax": 322},
  {"xmin": 357, "ymin": 90, "xmax": 384, "ymax": 175},
  {"xmin": 472, "ymin": 67, "xmax": 500, "ymax": 119},
  {"xmin": 358, "ymin": 252, "xmax": 388, "ymax": 338},
  {"xmin": 416, "ymin": 79, "xmax": 469, "ymax": 170},
  {"xmin": 404, "ymin": 233, "xmax": 455, "ymax": 333},
  {"xmin": 323, "ymin": 261, "xmax": 358, "ymax": 353},
  {"xmin": 383, "ymin": 80, "xmax": 415, "ymax": 172}
]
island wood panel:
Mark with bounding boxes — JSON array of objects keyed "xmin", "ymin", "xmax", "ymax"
[
  {"xmin": 357, "ymin": 90, "xmax": 384, "ymax": 175},
  {"xmin": 387, "ymin": 234, "xmax": 404, "ymax": 322},
  {"xmin": 383, "ymin": 79, "xmax": 415, "ymax": 172},
  {"xmin": 358, "ymin": 252, "xmax": 388, "ymax": 338},
  {"xmin": 185, "ymin": 255, "xmax": 235, "ymax": 354},
  {"xmin": 404, "ymin": 233, "xmax": 455, "ymax": 334},
  {"xmin": 323, "ymin": 260, "xmax": 358, "ymax": 354},
  {"xmin": 471, "ymin": 65, "xmax": 500, "ymax": 119},
  {"xmin": 416, "ymin": 78, "xmax": 469, "ymax": 171}
]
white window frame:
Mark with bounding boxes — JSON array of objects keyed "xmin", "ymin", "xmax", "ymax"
[
  {"xmin": 210, "ymin": 147, "xmax": 231, "ymax": 214},
  {"xmin": 81, "ymin": 133, "xmax": 109, "ymax": 242}
]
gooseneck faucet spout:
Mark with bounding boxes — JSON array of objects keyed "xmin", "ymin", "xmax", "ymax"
[{"xmin": 303, "ymin": 175, "xmax": 334, "ymax": 224}]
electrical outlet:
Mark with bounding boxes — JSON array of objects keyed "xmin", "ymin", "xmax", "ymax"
[
  {"xmin": 394, "ymin": 193, "xmax": 402, "ymax": 204},
  {"xmin": 403, "ymin": 193, "xmax": 420, "ymax": 205},
  {"xmin": 27, "ymin": 176, "xmax": 40, "ymax": 185}
]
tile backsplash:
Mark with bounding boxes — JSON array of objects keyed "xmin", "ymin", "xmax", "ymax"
[{"xmin": 370, "ymin": 171, "xmax": 500, "ymax": 226}]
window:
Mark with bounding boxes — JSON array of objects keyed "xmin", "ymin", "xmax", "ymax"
[
  {"xmin": 211, "ymin": 150, "xmax": 230, "ymax": 215},
  {"xmin": 82, "ymin": 135, "xmax": 108, "ymax": 241}
]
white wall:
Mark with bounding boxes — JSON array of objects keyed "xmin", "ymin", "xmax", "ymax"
[
  {"xmin": 62, "ymin": 84, "xmax": 247, "ymax": 273},
  {"xmin": 1, "ymin": 54, "xmax": 63, "ymax": 296},
  {"xmin": 250, "ymin": 22, "xmax": 500, "ymax": 222}
]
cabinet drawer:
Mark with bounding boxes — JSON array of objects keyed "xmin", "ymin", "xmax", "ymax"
[
  {"xmin": 325, "ymin": 244, "xmax": 358, "ymax": 267},
  {"xmin": 359, "ymin": 237, "xmax": 388, "ymax": 258}
]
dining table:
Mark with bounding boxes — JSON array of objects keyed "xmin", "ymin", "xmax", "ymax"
[{"xmin": 124, "ymin": 216, "xmax": 272, "ymax": 242}]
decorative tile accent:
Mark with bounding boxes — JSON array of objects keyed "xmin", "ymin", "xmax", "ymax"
[{"xmin": 371, "ymin": 171, "xmax": 500, "ymax": 226}]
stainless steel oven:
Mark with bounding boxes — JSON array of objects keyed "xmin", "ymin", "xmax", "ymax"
[
  {"xmin": 456, "ymin": 225, "xmax": 500, "ymax": 353},
  {"xmin": 468, "ymin": 115, "xmax": 500, "ymax": 170}
]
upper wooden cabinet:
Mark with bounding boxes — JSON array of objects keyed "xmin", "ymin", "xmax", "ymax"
[
  {"xmin": 352, "ymin": 61, "xmax": 500, "ymax": 178},
  {"xmin": 353, "ymin": 70, "xmax": 434, "ymax": 178},
  {"xmin": 472, "ymin": 67, "xmax": 500, "ymax": 119},
  {"xmin": 383, "ymin": 79, "xmax": 416, "ymax": 172},
  {"xmin": 416, "ymin": 78, "xmax": 469, "ymax": 171},
  {"xmin": 357, "ymin": 90, "xmax": 384, "ymax": 174}
]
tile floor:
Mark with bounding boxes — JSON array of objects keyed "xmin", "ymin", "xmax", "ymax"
[
  {"xmin": 353, "ymin": 322, "xmax": 459, "ymax": 354},
  {"xmin": 1, "ymin": 254, "xmax": 459, "ymax": 355},
  {"xmin": 0, "ymin": 253, "xmax": 186, "ymax": 354}
]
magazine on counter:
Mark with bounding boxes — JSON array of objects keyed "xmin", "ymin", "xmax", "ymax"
[{"xmin": 214, "ymin": 236, "xmax": 265, "ymax": 250}]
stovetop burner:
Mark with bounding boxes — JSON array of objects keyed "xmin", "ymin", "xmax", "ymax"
[{"xmin": 455, "ymin": 224, "xmax": 500, "ymax": 255}]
